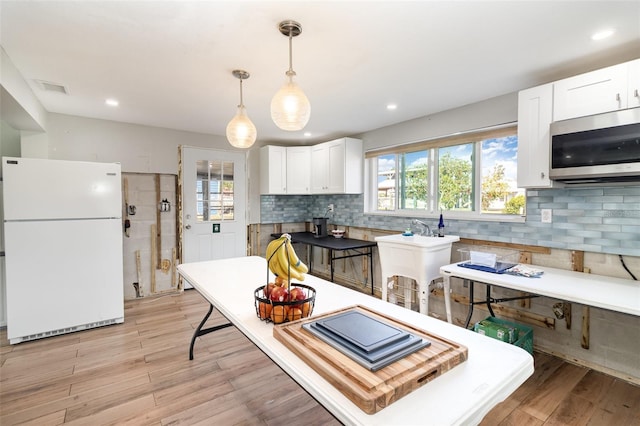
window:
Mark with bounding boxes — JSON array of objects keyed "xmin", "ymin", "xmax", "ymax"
[
  {"xmin": 367, "ymin": 125, "xmax": 524, "ymax": 219},
  {"xmin": 195, "ymin": 160, "xmax": 235, "ymax": 221}
]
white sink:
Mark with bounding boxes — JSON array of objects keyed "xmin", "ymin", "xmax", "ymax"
[{"xmin": 375, "ymin": 234, "xmax": 459, "ymax": 319}]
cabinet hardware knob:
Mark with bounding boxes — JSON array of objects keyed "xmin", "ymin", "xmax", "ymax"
[
  {"xmin": 541, "ymin": 172, "xmax": 545, "ymax": 179},
  {"xmin": 635, "ymin": 89, "xmax": 639, "ymax": 98},
  {"xmin": 185, "ymin": 224, "xmax": 191, "ymax": 229}
]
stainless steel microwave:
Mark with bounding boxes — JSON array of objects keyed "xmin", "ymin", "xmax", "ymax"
[{"xmin": 549, "ymin": 108, "xmax": 640, "ymax": 184}]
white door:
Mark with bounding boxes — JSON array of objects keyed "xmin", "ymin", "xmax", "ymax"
[{"xmin": 181, "ymin": 147, "xmax": 247, "ymax": 269}]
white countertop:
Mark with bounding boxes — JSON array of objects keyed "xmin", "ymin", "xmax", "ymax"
[
  {"xmin": 178, "ymin": 256, "xmax": 534, "ymax": 426},
  {"xmin": 440, "ymin": 263, "xmax": 640, "ymax": 317}
]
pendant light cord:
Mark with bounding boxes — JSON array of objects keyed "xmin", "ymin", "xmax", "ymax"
[{"xmin": 287, "ymin": 32, "xmax": 296, "ymax": 77}]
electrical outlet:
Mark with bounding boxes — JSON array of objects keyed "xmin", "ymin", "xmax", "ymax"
[
  {"xmin": 328, "ymin": 204, "xmax": 334, "ymax": 213},
  {"xmin": 541, "ymin": 209, "xmax": 552, "ymax": 223}
]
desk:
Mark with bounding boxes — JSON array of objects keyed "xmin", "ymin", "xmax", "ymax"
[
  {"xmin": 178, "ymin": 256, "xmax": 533, "ymax": 426},
  {"xmin": 271, "ymin": 232, "xmax": 377, "ymax": 295},
  {"xmin": 440, "ymin": 263, "xmax": 640, "ymax": 328}
]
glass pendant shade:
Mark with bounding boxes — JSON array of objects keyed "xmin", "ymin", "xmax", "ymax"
[
  {"xmin": 226, "ymin": 105, "xmax": 257, "ymax": 149},
  {"xmin": 271, "ymin": 74, "xmax": 311, "ymax": 131},
  {"xmin": 271, "ymin": 20, "xmax": 310, "ymax": 131}
]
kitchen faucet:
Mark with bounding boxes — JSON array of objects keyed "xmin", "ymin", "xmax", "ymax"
[{"xmin": 412, "ymin": 219, "xmax": 431, "ymax": 236}]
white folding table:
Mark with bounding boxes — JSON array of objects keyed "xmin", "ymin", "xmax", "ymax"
[{"xmin": 178, "ymin": 256, "xmax": 534, "ymax": 426}]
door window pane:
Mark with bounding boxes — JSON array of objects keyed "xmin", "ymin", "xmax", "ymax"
[{"xmin": 195, "ymin": 160, "xmax": 235, "ymax": 222}]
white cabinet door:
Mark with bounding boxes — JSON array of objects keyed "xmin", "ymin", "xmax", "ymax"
[
  {"xmin": 553, "ymin": 63, "xmax": 628, "ymax": 121},
  {"xmin": 286, "ymin": 146, "xmax": 311, "ymax": 194},
  {"xmin": 628, "ymin": 59, "xmax": 640, "ymax": 109},
  {"xmin": 517, "ymin": 83, "xmax": 555, "ymax": 188},
  {"xmin": 310, "ymin": 143, "xmax": 329, "ymax": 193},
  {"xmin": 326, "ymin": 139, "xmax": 347, "ymax": 193},
  {"xmin": 259, "ymin": 145, "xmax": 287, "ymax": 194},
  {"xmin": 311, "ymin": 138, "xmax": 363, "ymax": 194}
]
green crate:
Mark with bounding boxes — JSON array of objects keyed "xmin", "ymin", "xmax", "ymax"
[
  {"xmin": 474, "ymin": 319, "xmax": 519, "ymax": 343},
  {"xmin": 474, "ymin": 316, "xmax": 533, "ymax": 355}
]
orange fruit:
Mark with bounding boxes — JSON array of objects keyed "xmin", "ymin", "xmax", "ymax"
[
  {"xmin": 270, "ymin": 305, "xmax": 287, "ymax": 324},
  {"xmin": 301, "ymin": 302, "xmax": 311, "ymax": 317},
  {"xmin": 287, "ymin": 307, "xmax": 303, "ymax": 322},
  {"xmin": 258, "ymin": 302, "xmax": 272, "ymax": 320}
]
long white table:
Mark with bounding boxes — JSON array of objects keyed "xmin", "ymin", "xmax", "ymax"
[
  {"xmin": 178, "ymin": 256, "xmax": 533, "ymax": 426},
  {"xmin": 440, "ymin": 263, "xmax": 640, "ymax": 321}
]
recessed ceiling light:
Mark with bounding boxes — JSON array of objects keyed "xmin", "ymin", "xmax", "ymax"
[
  {"xmin": 105, "ymin": 98, "xmax": 119, "ymax": 107},
  {"xmin": 387, "ymin": 104, "xmax": 397, "ymax": 110},
  {"xmin": 304, "ymin": 132, "xmax": 312, "ymax": 137},
  {"xmin": 591, "ymin": 29, "xmax": 615, "ymax": 41}
]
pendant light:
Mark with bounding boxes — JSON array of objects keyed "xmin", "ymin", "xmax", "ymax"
[
  {"xmin": 270, "ymin": 20, "xmax": 311, "ymax": 131},
  {"xmin": 226, "ymin": 69, "xmax": 257, "ymax": 149}
]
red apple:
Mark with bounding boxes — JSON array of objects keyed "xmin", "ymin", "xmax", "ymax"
[
  {"xmin": 269, "ymin": 286, "xmax": 288, "ymax": 302},
  {"xmin": 289, "ymin": 287, "xmax": 307, "ymax": 301},
  {"xmin": 263, "ymin": 283, "xmax": 275, "ymax": 299}
]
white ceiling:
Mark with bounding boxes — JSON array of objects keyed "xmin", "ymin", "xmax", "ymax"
[{"xmin": 1, "ymin": 1, "xmax": 639, "ymax": 145}]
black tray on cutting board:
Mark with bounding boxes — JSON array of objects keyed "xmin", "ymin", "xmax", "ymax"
[{"xmin": 302, "ymin": 310, "xmax": 430, "ymax": 371}]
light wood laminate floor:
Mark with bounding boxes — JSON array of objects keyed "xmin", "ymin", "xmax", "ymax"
[{"xmin": 1, "ymin": 290, "xmax": 639, "ymax": 425}]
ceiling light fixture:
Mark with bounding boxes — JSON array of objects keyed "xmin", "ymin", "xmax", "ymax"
[
  {"xmin": 226, "ymin": 69, "xmax": 257, "ymax": 149},
  {"xmin": 105, "ymin": 98, "xmax": 119, "ymax": 107},
  {"xmin": 591, "ymin": 29, "xmax": 615, "ymax": 40},
  {"xmin": 270, "ymin": 20, "xmax": 311, "ymax": 131}
]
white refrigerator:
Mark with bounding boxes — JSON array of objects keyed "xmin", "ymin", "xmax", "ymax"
[{"xmin": 2, "ymin": 157, "xmax": 124, "ymax": 344}]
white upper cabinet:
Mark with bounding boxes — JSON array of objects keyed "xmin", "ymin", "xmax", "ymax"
[
  {"xmin": 517, "ymin": 59, "xmax": 640, "ymax": 188},
  {"xmin": 310, "ymin": 143, "xmax": 329, "ymax": 193},
  {"xmin": 260, "ymin": 145, "xmax": 287, "ymax": 194},
  {"xmin": 310, "ymin": 137, "xmax": 363, "ymax": 194},
  {"xmin": 553, "ymin": 59, "xmax": 638, "ymax": 121},
  {"xmin": 517, "ymin": 83, "xmax": 555, "ymax": 188},
  {"xmin": 260, "ymin": 145, "xmax": 312, "ymax": 195},
  {"xmin": 286, "ymin": 146, "xmax": 311, "ymax": 194},
  {"xmin": 628, "ymin": 59, "xmax": 640, "ymax": 109}
]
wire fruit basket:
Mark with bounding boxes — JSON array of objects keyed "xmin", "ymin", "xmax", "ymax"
[{"xmin": 254, "ymin": 235, "xmax": 316, "ymax": 324}]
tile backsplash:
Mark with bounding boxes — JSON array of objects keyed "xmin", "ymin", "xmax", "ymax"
[{"xmin": 260, "ymin": 185, "xmax": 640, "ymax": 256}]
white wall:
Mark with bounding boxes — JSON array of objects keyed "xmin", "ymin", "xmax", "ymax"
[
  {"xmin": 46, "ymin": 113, "xmax": 230, "ymax": 173},
  {"xmin": 43, "ymin": 113, "xmax": 265, "ymax": 223},
  {"xmin": 0, "ymin": 47, "xmax": 47, "ymax": 132}
]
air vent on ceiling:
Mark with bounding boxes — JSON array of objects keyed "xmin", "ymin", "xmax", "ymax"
[{"xmin": 35, "ymin": 79, "xmax": 68, "ymax": 95}]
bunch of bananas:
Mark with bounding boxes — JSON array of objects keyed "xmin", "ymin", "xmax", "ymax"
[{"xmin": 266, "ymin": 234, "xmax": 309, "ymax": 282}]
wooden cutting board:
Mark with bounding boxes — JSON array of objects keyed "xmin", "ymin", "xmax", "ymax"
[{"xmin": 273, "ymin": 305, "xmax": 468, "ymax": 414}]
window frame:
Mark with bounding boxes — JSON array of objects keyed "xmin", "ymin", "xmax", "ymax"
[{"xmin": 364, "ymin": 124, "xmax": 525, "ymax": 223}]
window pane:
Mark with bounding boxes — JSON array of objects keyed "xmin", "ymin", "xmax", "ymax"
[
  {"xmin": 195, "ymin": 160, "xmax": 208, "ymax": 222},
  {"xmin": 399, "ymin": 150, "xmax": 429, "ymax": 210},
  {"xmin": 439, "ymin": 144, "xmax": 474, "ymax": 211},
  {"xmin": 209, "ymin": 201, "xmax": 221, "ymax": 220},
  {"xmin": 377, "ymin": 154, "xmax": 396, "ymax": 211},
  {"xmin": 223, "ymin": 162, "xmax": 234, "ymax": 220},
  {"xmin": 481, "ymin": 135, "xmax": 525, "ymax": 215},
  {"xmin": 195, "ymin": 160, "xmax": 236, "ymax": 222}
]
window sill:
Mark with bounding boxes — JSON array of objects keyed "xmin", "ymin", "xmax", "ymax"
[{"xmin": 365, "ymin": 210, "xmax": 526, "ymax": 224}]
